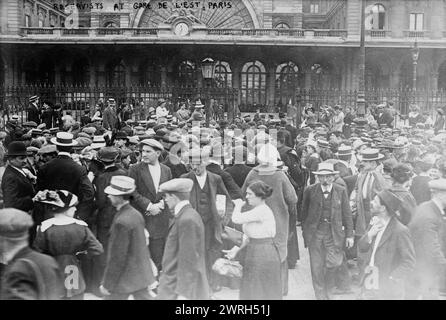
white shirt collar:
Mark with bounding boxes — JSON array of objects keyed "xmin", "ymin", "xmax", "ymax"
[
  {"xmin": 195, "ymin": 171, "xmax": 208, "ymax": 189},
  {"xmin": 58, "ymin": 152, "xmax": 71, "ymax": 157},
  {"xmin": 174, "ymin": 200, "xmax": 190, "ymax": 216}
]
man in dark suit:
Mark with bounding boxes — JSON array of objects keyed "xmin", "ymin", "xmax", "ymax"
[
  {"xmin": 409, "ymin": 179, "xmax": 446, "ymax": 299},
  {"xmin": 91, "ymin": 147, "xmax": 127, "ymax": 293},
  {"xmin": 103, "ymin": 98, "xmax": 119, "ymax": 131},
  {"xmin": 128, "ymin": 139, "xmax": 172, "ymax": 272},
  {"xmin": 224, "ymin": 145, "xmax": 252, "ymax": 188},
  {"xmin": 101, "ymin": 176, "xmax": 156, "ymax": 300},
  {"xmin": 410, "ymin": 159, "xmax": 432, "ymax": 205},
  {"xmin": 1, "ymin": 142, "xmax": 35, "ymax": 213},
  {"xmin": 358, "ymin": 190, "xmax": 416, "ymax": 300},
  {"xmin": 37, "ymin": 132, "xmax": 95, "ymax": 225},
  {"xmin": 0, "ymin": 208, "xmax": 64, "ymax": 300},
  {"xmin": 376, "ymin": 104, "xmax": 394, "ymax": 128},
  {"xmin": 181, "ymin": 148, "xmax": 233, "ymax": 291},
  {"xmin": 206, "ymin": 143, "xmax": 243, "ymax": 200},
  {"xmin": 302, "ymin": 162, "xmax": 354, "ymax": 300},
  {"xmin": 27, "ymin": 95, "xmax": 40, "ymax": 124},
  {"xmin": 157, "ymin": 178, "xmax": 209, "ymax": 300}
]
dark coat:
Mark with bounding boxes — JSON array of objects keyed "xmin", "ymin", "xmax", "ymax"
[
  {"xmin": 409, "ymin": 200, "xmax": 446, "ymax": 292},
  {"xmin": 27, "ymin": 103, "xmax": 40, "ymax": 124},
  {"xmin": 0, "ymin": 247, "xmax": 64, "ymax": 300},
  {"xmin": 302, "ymin": 183, "xmax": 353, "ymax": 248},
  {"xmin": 224, "ymin": 164, "xmax": 252, "ymax": 188},
  {"xmin": 128, "ymin": 162, "xmax": 172, "ymax": 239},
  {"xmin": 102, "ymin": 203, "xmax": 155, "ymax": 294},
  {"xmin": 181, "ymin": 171, "xmax": 234, "ymax": 248},
  {"xmin": 410, "ymin": 175, "xmax": 432, "ymax": 205},
  {"xmin": 206, "ymin": 163, "xmax": 243, "ymax": 200},
  {"xmin": 37, "ymin": 155, "xmax": 95, "ymax": 225},
  {"xmin": 377, "ymin": 110, "xmax": 394, "ymax": 127},
  {"xmin": 358, "ymin": 217, "xmax": 416, "ymax": 299},
  {"xmin": 157, "ymin": 203, "xmax": 209, "ymax": 300},
  {"xmin": 103, "ymin": 106, "xmax": 119, "ymax": 130},
  {"xmin": 1, "ymin": 165, "xmax": 35, "ymax": 212},
  {"xmin": 434, "ymin": 115, "xmax": 445, "ymax": 133},
  {"xmin": 388, "ymin": 186, "xmax": 417, "ymax": 226}
]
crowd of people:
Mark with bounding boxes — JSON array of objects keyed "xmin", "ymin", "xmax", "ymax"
[{"xmin": 0, "ymin": 94, "xmax": 445, "ymax": 300}]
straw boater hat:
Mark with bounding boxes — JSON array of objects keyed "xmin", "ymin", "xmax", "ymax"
[
  {"xmin": 360, "ymin": 148, "xmax": 385, "ymax": 161},
  {"xmin": 313, "ymin": 162, "xmax": 339, "ymax": 175},
  {"xmin": 50, "ymin": 132, "xmax": 78, "ymax": 147},
  {"xmin": 29, "ymin": 95, "xmax": 39, "ymax": 103},
  {"xmin": 194, "ymin": 99, "xmax": 205, "ymax": 109},
  {"xmin": 90, "ymin": 135, "xmax": 106, "ymax": 149},
  {"xmin": 336, "ymin": 145, "xmax": 354, "ymax": 157},
  {"xmin": 104, "ymin": 176, "xmax": 136, "ymax": 196}
]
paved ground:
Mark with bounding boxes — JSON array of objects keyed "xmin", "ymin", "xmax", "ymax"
[{"xmin": 85, "ymin": 227, "xmax": 360, "ymax": 300}]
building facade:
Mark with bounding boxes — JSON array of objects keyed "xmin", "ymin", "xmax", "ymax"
[{"xmin": 1, "ymin": 0, "xmax": 446, "ymax": 112}]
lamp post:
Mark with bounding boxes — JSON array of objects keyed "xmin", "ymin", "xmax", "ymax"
[
  {"xmin": 356, "ymin": 0, "xmax": 366, "ymax": 118},
  {"xmin": 201, "ymin": 57, "xmax": 215, "ymax": 126},
  {"xmin": 411, "ymin": 40, "xmax": 420, "ymax": 91}
]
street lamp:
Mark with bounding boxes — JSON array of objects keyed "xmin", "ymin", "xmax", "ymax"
[
  {"xmin": 411, "ymin": 40, "xmax": 420, "ymax": 91},
  {"xmin": 201, "ymin": 57, "xmax": 215, "ymax": 125}
]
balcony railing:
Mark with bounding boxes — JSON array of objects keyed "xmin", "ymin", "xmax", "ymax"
[
  {"xmin": 18, "ymin": 27, "xmax": 345, "ymax": 39},
  {"xmin": 62, "ymin": 28, "xmax": 89, "ymax": 35},
  {"xmin": 366, "ymin": 29, "xmax": 391, "ymax": 38},
  {"xmin": 314, "ymin": 29, "xmax": 348, "ymax": 38},
  {"xmin": 403, "ymin": 30, "xmax": 430, "ymax": 38}
]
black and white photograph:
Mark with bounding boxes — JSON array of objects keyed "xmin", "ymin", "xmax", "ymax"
[{"xmin": 0, "ymin": 0, "xmax": 446, "ymax": 305}]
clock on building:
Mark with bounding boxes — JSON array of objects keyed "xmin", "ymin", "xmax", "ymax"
[{"xmin": 174, "ymin": 22, "xmax": 190, "ymax": 36}]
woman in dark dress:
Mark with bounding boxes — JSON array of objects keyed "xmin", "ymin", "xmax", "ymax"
[
  {"xmin": 225, "ymin": 181, "xmax": 282, "ymax": 300},
  {"xmin": 33, "ymin": 190, "xmax": 103, "ymax": 300}
]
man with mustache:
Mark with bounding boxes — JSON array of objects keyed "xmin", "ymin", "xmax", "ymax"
[{"xmin": 302, "ymin": 162, "xmax": 354, "ymax": 300}]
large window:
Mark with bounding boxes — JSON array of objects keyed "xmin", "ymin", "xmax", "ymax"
[
  {"xmin": 241, "ymin": 61, "xmax": 266, "ymax": 110},
  {"xmin": 310, "ymin": 2, "xmax": 320, "ymax": 13},
  {"xmin": 213, "ymin": 61, "xmax": 232, "ymax": 88},
  {"xmin": 366, "ymin": 4, "xmax": 386, "ymax": 30},
  {"xmin": 106, "ymin": 60, "xmax": 126, "ymax": 87},
  {"xmin": 275, "ymin": 62, "xmax": 299, "ymax": 107},
  {"xmin": 25, "ymin": 15, "xmax": 31, "ymax": 27},
  {"xmin": 139, "ymin": 60, "xmax": 161, "ymax": 86},
  {"xmin": 409, "ymin": 13, "xmax": 423, "ymax": 31},
  {"xmin": 275, "ymin": 22, "xmax": 290, "ymax": 29},
  {"xmin": 176, "ymin": 60, "xmax": 196, "ymax": 86}
]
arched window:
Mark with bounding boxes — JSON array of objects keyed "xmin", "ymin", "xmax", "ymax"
[
  {"xmin": 241, "ymin": 61, "xmax": 266, "ymax": 110},
  {"xmin": 106, "ymin": 60, "xmax": 126, "ymax": 87},
  {"xmin": 213, "ymin": 61, "xmax": 232, "ymax": 88},
  {"xmin": 275, "ymin": 22, "xmax": 290, "ymax": 29},
  {"xmin": 366, "ymin": 3, "xmax": 386, "ymax": 30},
  {"xmin": 176, "ymin": 60, "xmax": 196, "ymax": 86},
  {"xmin": 275, "ymin": 62, "xmax": 299, "ymax": 107},
  {"xmin": 139, "ymin": 60, "xmax": 161, "ymax": 86}
]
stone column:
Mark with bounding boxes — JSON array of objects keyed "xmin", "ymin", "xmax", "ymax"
[
  {"xmin": 160, "ymin": 66, "xmax": 167, "ymax": 88},
  {"xmin": 232, "ymin": 62, "xmax": 241, "ymax": 108},
  {"xmin": 431, "ymin": 71, "xmax": 439, "ymax": 91},
  {"xmin": 346, "ymin": 0, "xmax": 360, "ymax": 39},
  {"xmin": 263, "ymin": 0, "xmax": 273, "ymax": 28},
  {"xmin": 266, "ymin": 63, "xmax": 275, "ymax": 108}
]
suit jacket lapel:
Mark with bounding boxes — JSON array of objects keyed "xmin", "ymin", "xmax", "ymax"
[
  {"xmin": 377, "ymin": 217, "xmax": 396, "ymax": 250},
  {"xmin": 140, "ymin": 163, "xmax": 157, "ymax": 198}
]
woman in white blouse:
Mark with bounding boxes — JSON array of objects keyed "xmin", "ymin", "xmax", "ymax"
[{"xmin": 225, "ymin": 180, "xmax": 282, "ymax": 300}]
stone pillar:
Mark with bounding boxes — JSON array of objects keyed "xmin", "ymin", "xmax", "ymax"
[
  {"xmin": 266, "ymin": 63, "xmax": 275, "ymax": 108},
  {"xmin": 294, "ymin": 0, "xmax": 303, "ymax": 28},
  {"xmin": 54, "ymin": 65, "xmax": 61, "ymax": 85},
  {"xmin": 160, "ymin": 66, "xmax": 167, "ymax": 87},
  {"xmin": 390, "ymin": 70, "xmax": 401, "ymax": 89},
  {"xmin": 232, "ymin": 63, "xmax": 241, "ymax": 107},
  {"xmin": 346, "ymin": 0, "xmax": 361, "ymax": 39},
  {"xmin": 304, "ymin": 70, "xmax": 312, "ymax": 89},
  {"xmin": 431, "ymin": 71, "xmax": 439, "ymax": 91}
]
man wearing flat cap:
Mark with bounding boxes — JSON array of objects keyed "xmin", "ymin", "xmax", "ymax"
[
  {"xmin": 128, "ymin": 138, "xmax": 172, "ymax": 272},
  {"xmin": 157, "ymin": 178, "xmax": 209, "ymax": 300},
  {"xmin": 103, "ymin": 98, "xmax": 119, "ymax": 131},
  {"xmin": 357, "ymin": 190, "xmax": 416, "ymax": 300},
  {"xmin": 27, "ymin": 96, "xmax": 40, "ymax": 125},
  {"xmin": 91, "ymin": 147, "xmax": 127, "ymax": 293},
  {"xmin": 409, "ymin": 179, "xmax": 446, "ymax": 299},
  {"xmin": 181, "ymin": 147, "xmax": 233, "ymax": 292},
  {"xmin": 0, "ymin": 208, "xmax": 64, "ymax": 300}
]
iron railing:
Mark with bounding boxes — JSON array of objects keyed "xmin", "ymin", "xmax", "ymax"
[{"xmin": 0, "ymin": 84, "xmax": 239, "ymax": 124}]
